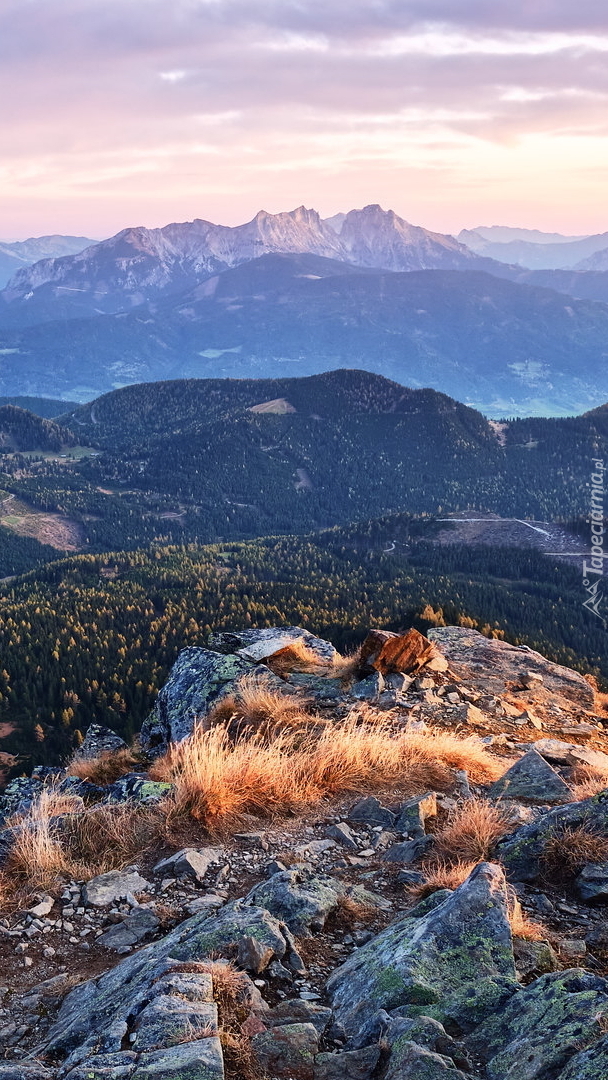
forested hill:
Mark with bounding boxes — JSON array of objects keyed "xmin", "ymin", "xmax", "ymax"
[
  {"xmin": 0, "ymin": 405, "xmax": 77, "ymax": 452},
  {"xmin": 0, "ymin": 521, "xmax": 606, "ymax": 768},
  {"xmin": 0, "ymin": 396, "xmax": 78, "ymax": 418},
  {"xmin": 64, "ymin": 370, "xmax": 491, "ymax": 448}
]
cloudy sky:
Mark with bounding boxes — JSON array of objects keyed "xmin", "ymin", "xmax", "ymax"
[{"xmin": 3, "ymin": 0, "xmax": 608, "ymax": 238}]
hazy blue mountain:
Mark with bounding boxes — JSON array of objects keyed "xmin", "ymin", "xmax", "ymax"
[
  {"xmin": 0, "ymin": 235, "xmax": 97, "ymax": 288},
  {"xmin": 0, "ymin": 205, "xmax": 503, "ymax": 329},
  {"xmin": 1, "ymin": 253, "xmax": 608, "ymax": 415},
  {"xmin": 459, "ymin": 227, "xmax": 608, "ymax": 270}
]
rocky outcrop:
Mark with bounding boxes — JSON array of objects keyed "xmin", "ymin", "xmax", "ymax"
[
  {"xmin": 498, "ymin": 791, "xmax": 608, "ymax": 881},
  {"xmin": 326, "ymin": 863, "xmax": 517, "ymax": 1036},
  {"xmin": 488, "ymin": 748, "xmax": 573, "ymax": 805},
  {"xmin": 427, "ymin": 626, "xmax": 596, "ymax": 710},
  {"xmin": 209, "ymin": 625, "xmax": 337, "ymax": 663}
]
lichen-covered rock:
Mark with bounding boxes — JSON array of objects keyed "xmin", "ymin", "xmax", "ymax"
[
  {"xmin": 245, "ymin": 867, "xmax": 343, "ymax": 935},
  {"xmin": 209, "ymin": 626, "xmax": 336, "ymax": 663},
  {"xmin": 326, "ymin": 863, "xmax": 517, "ymax": 1036},
  {"xmin": 75, "ymin": 723, "xmax": 127, "ymax": 759},
  {"xmin": 139, "ymin": 647, "xmax": 255, "ymax": 756},
  {"xmin": 266, "ymin": 998, "xmax": 333, "ymax": 1035},
  {"xmin": 347, "ymin": 796, "xmax": 396, "ymax": 827},
  {"xmin": 105, "ymin": 774, "xmax": 173, "ymax": 804},
  {"xmin": 466, "ymin": 969, "xmax": 608, "ymax": 1079},
  {"xmin": 0, "ymin": 775, "xmax": 44, "ymax": 825},
  {"xmin": 488, "ymin": 749, "xmax": 573, "ymax": 805},
  {"xmin": 395, "ymin": 792, "xmax": 437, "ymax": 836},
  {"xmin": 498, "ymin": 792, "xmax": 608, "ymax": 881},
  {"xmin": 40, "ymin": 906, "xmax": 280, "ymax": 1058},
  {"xmin": 384, "ymin": 1042, "xmax": 473, "ymax": 1080},
  {"xmin": 252, "ymin": 1022, "xmax": 319, "ymax": 1080},
  {"xmin": 512, "ymin": 938, "xmax": 559, "ymax": 979},
  {"xmin": 427, "ymin": 626, "xmax": 596, "ymax": 710},
  {"xmin": 559, "ymin": 1033, "xmax": 608, "ymax": 1079},
  {"xmin": 0, "ymin": 1068, "xmax": 53, "ymax": 1080}
]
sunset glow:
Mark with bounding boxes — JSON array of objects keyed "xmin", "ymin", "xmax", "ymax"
[{"xmin": 3, "ymin": 1, "xmax": 608, "ymax": 237}]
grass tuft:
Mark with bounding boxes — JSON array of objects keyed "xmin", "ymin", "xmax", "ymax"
[
  {"xmin": 541, "ymin": 825, "xmax": 608, "ymax": 880},
  {"xmin": 405, "ymin": 859, "xmax": 479, "ymax": 901},
  {"xmin": 152, "ymin": 713, "xmax": 503, "ymax": 828},
  {"xmin": 66, "ymin": 747, "xmax": 140, "ymax": 785},
  {"xmin": 433, "ymin": 799, "xmax": 513, "ymax": 864}
]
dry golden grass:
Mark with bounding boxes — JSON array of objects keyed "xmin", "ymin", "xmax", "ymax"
[
  {"xmin": 509, "ymin": 899, "xmax": 545, "ymax": 942},
  {"xmin": 264, "ymin": 638, "xmax": 362, "ymax": 683},
  {"xmin": 569, "ymin": 765, "xmax": 608, "ymax": 802},
  {"xmin": 5, "ymin": 793, "xmax": 166, "ymax": 889},
  {"xmin": 405, "ymin": 859, "xmax": 479, "ymax": 901},
  {"xmin": 433, "ymin": 799, "xmax": 513, "ymax": 864},
  {"xmin": 152, "ymin": 713, "xmax": 503, "ymax": 828},
  {"xmin": 205, "ymin": 676, "xmax": 318, "ymax": 741},
  {"xmin": 195, "ymin": 961, "xmax": 261, "ymax": 1080},
  {"xmin": 5, "ymin": 790, "xmax": 83, "ymax": 886},
  {"xmin": 66, "ymin": 747, "xmax": 139, "ymax": 785},
  {"xmin": 541, "ymin": 825, "xmax": 608, "ymax": 880}
]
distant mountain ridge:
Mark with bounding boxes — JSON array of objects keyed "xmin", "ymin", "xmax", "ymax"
[
  {"xmin": 459, "ymin": 227, "xmax": 608, "ymax": 270},
  {"xmin": 0, "ymin": 235, "xmax": 97, "ymax": 289},
  {"xmin": 0, "ymin": 204, "xmax": 499, "ymax": 328}
]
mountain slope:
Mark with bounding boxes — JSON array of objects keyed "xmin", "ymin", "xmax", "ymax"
[
  {"xmin": 1, "ymin": 254, "xmax": 607, "ymax": 414},
  {"xmin": 0, "ymin": 235, "xmax": 97, "ymax": 289},
  {"xmin": 459, "ymin": 228, "xmax": 608, "ymax": 270},
  {"xmin": 0, "ymin": 205, "xmax": 504, "ymax": 329}
]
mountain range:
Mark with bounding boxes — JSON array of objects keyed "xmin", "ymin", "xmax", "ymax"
[
  {"xmin": 458, "ymin": 226, "xmax": 608, "ymax": 271},
  {"xmin": 0, "ymin": 234, "xmax": 97, "ymax": 290},
  {"xmin": 2, "ymin": 205, "xmax": 608, "ymax": 414}
]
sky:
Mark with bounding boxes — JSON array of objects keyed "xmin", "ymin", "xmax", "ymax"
[{"xmin": 3, "ymin": 1, "xmax": 608, "ymax": 239}]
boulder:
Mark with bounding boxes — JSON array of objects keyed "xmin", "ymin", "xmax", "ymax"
[
  {"xmin": 466, "ymin": 969, "xmax": 608, "ymax": 1079},
  {"xmin": 84, "ymin": 868, "xmax": 152, "ymax": 908},
  {"xmin": 139, "ymin": 647, "xmax": 255, "ymax": 756},
  {"xmin": 326, "ymin": 822, "xmax": 359, "ymax": 851},
  {"xmin": 512, "ymin": 938, "xmax": 559, "ymax": 979},
  {"xmin": 153, "ymin": 847, "xmax": 223, "ymax": 881},
  {"xmin": 245, "ymin": 867, "xmax": 342, "ymax": 935},
  {"xmin": 576, "ymin": 862, "xmax": 608, "ymax": 902},
  {"xmin": 498, "ymin": 791, "xmax": 608, "ymax": 881},
  {"xmin": 382, "ymin": 839, "xmax": 430, "ymax": 864},
  {"xmin": 266, "ymin": 998, "xmax": 332, "ymax": 1035},
  {"xmin": 395, "ymin": 792, "xmax": 437, "ymax": 836},
  {"xmin": 384, "ymin": 1042, "xmax": 472, "ymax": 1079},
  {"xmin": 40, "ymin": 906, "xmax": 279, "ymax": 1059},
  {"xmin": 75, "ymin": 723, "xmax": 127, "ymax": 759},
  {"xmin": 359, "ymin": 628, "xmax": 441, "ymax": 676},
  {"xmin": 252, "ymin": 1023, "xmax": 319, "ymax": 1079},
  {"xmin": 326, "ymin": 863, "xmax": 517, "ymax": 1036},
  {"xmin": 427, "ymin": 626, "xmax": 596, "ymax": 710},
  {"xmin": 488, "ymin": 749, "xmax": 573, "ymax": 805},
  {"xmin": 351, "ymin": 672, "xmax": 384, "ymax": 701},
  {"xmin": 209, "ymin": 625, "xmax": 337, "ymax": 663}
]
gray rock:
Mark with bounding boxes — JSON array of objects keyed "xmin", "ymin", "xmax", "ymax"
[
  {"xmin": 133, "ymin": 1037, "xmax": 224, "ymax": 1079},
  {"xmin": 209, "ymin": 625, "xmax": 337, "ymax": 663},
  {"xmin": 84, "ymin": 868, "xmax": 152, "ymax": 908},
  {"xmin": 139, "ymin": 647, "xmax": 255, "ymax": 756},
  {"xmin": 326, "ymin": 822, "xmax": 359, "ymax": 851},
  {"xmin": 245, "ymin": 867, "xmax": 342, "ymax": 935},
  {"xmin": 75, "ymin": 723, "xmax": 127, "ymax": 759},
  {"xmin": 252, "ymin": 1022, "xmax": 319, "ymax": 1080},
  {"xmin": 382, "ymin": 838, "xmax": 430, "ymax": 864},
  {"xmin": 559, "ymin": 1033, "xmax": 608, "ymax": 1079},
  {"xmin": 97, "ymin": 908, "xmax": 160, "ymax": 950},
  {"xmin": 62, "ymin": 1052, "xmax": 137, "ymax": 1080},
  {"xmin": 237, "ymin": 934, "xmax": 275, "ymax": 974},
  {"xmin": 40, "ymin": 907, "xmax": 277, "ymax": 1059},
  {"xmin": 266, "ymin": 998, "xmax": 332, "ymax": 1034},
  {"xmin": 488, "ymin": 748, "xmax": 573, "ymax": 805},
  {"xmin": 326, "ymin": 863, "xmax": 517, "ymax": 1036},
  {"xmin": 512, "ymin": 938, "xmax": 559, "ymax": 978},
  {"xmin": 498, "ymin": 791, "xmax": 608, "ymax": 881},
  {"xmin": 347, "ymin": 796, "xmax": 396, "ymax": 827},
  {"xmin": 395, "ymin": 792, "xmax": 437, "ymax": 836},
  {"xmin": 314, "ymin": 1044, "xmax": 381, "ymax": 1079},
  {"xmin": 576, "ymin": 862, "xmax": 608, "ymax": 902},
  {"xmin": 0, "ymin": 1069, "xmax": 52, "ymax": 1080},
  {"xmin": 427, "ymin": 626, "xmax": 595, "ymax": 710},
  {"xmin": 0, "ymin": 776, "xmax": 44, "ymax": 825},
  {"xmin": 153, "ymin": 847, "xmax": 223, "ymax": 881},
  {"xmin": 351, "ymin": 673, "xmax": 384, "ymax": 701},
  {"xmin": 132, "ymin": 972, "xmax": 217, "ymax": 1049},
  {"xmin": 467, "ymin": 969, "xmax": 608, "ymax": 1079}
]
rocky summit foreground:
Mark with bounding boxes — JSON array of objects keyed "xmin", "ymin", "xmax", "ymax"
[{"xmin": 2, "ymin": 624, "xmax": 608, "ymax": 1078}]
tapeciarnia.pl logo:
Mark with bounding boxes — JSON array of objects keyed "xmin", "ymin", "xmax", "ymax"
[{"xmin": 583, "ymin": 458, "xmax": 607, "ymax": 626}]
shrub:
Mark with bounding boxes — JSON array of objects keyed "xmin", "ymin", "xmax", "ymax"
[
  {"xmin": 65, "ymin": 747, "xmax": 140, "ymax": 786},
  {"xmin": 541, "ymin": 825, "xmax": 608, "ymax": 880}
]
